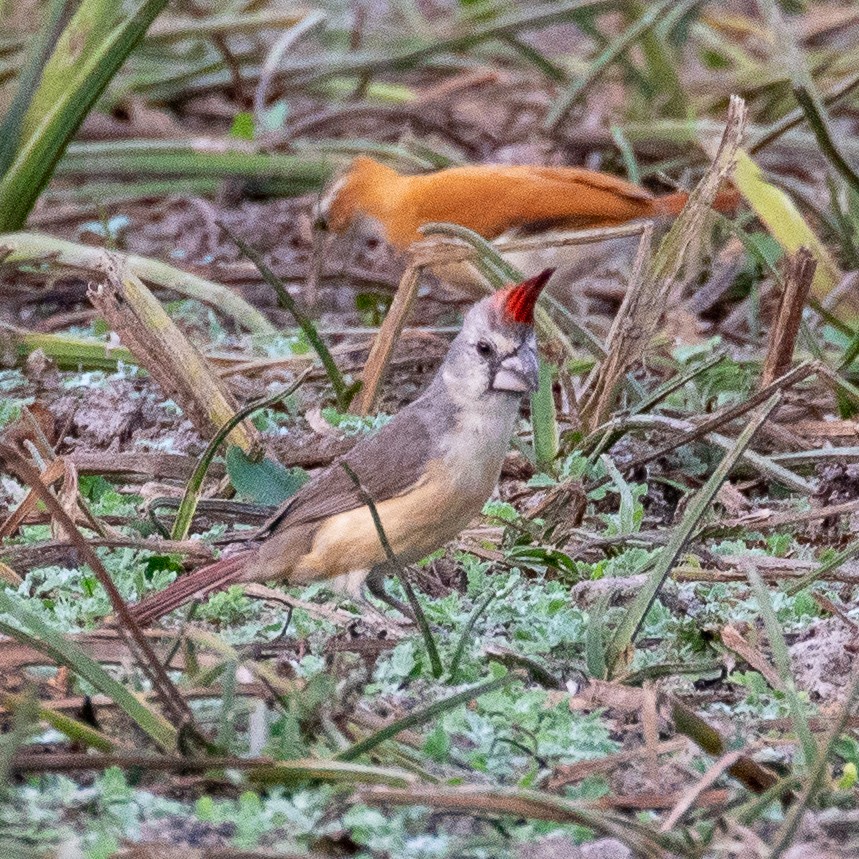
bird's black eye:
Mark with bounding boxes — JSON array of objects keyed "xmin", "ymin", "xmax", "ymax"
[{"xmin": 476, "ymin": 340, "xmax": 494, "ymax": 359}]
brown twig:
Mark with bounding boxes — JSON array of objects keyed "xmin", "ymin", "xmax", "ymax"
[
  {"xmin": 0, "ymin": 537, "xmax": 215, "ymax": 573},
  {"xmin": 351, "ymin": 266, "xmax": 420, "ymax": 415},
  {"xmin": 0, "ymin": 629, "xmax": 222, "ymax": 673},
  {"xmin": 0, "ymin": 684, "xmax": 270, "ymax": 717},
  {"xmin": 357, "ymin": 785, "xmax": 683, "ymax": 857},
  {"xmin": 761, "ymin": 248, "xmax": 816, "ymax": 387},
  {"xmin": 660, "ymin": 750, "xmax": 744, "ymax": 831},
  {"xmin": 720, "ymin": 624, "xmax": 783, "ymax": 690},
  {"xmin": 548, "ymin": 739, "xmax": 687, "ymax": 790},
  {"xmin": 585, "ymin": 361, "xmax": 818, "ymax": 495},
  {"xmin": 668, "ymin": 696, "xmax": 779, "ymax": 794}
]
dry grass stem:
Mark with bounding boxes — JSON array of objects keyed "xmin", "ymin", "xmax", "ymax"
[
  {"xmin": 88, "ymin": 254, "xmax": 260, "ymax": 454},
  {"xmin": 761, "ymin": 247, "xmax": 816, "ymax": 387},
  {"xmin": 580, "ymin": 94, "xmax": 748, "ymax": 429}
]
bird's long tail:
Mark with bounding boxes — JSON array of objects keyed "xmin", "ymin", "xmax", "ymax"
[
  {"xmin": 655, "ymin": 186, "xmax": 741, "ymax": 217},
  {"xmin": 129, "ymin": 551, "xmax": 253, "ymax": 627}
]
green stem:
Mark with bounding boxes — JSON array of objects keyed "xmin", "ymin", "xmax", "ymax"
[
  {"xmin": 544, "ymin": 0, "xmax": 686, "ymax": 131},
  {"xmin": 606, "ymin": 395, "xmax": 781, "ymax": 674},
  {"xmin": 792, "ymin": 85, "xmax": 859, "ymax": 197},
  {"xmin": 340, "ymin": 462, "xmax": 443, "ymax": 678},
  {"xmin": 222, "ymin": 224, "xmax": 359, "ymax": 410},
  {"xmin": 171, "ymin": 370, "xmax": 311, "ymax": 541},
  {"xmin": 336, "ymin": 673, "xmax": 518, "ymax": 762}
]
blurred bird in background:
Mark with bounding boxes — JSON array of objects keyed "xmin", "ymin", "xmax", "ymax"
[{"xmin": 314, "ymin": 155, "xmax": 740, "ymax": 316}]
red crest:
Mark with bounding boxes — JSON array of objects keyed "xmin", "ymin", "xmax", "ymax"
[{"xmin": 495, "ymin": 268, "xmax": 554, "ymax": 325}]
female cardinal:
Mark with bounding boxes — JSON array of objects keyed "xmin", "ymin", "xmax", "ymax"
[{"xmin": 129, "ymin": 269, "xmax": 554, "ymax": 626}]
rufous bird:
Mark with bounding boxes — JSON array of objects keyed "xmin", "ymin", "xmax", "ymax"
[
  {"xmin": 129, "ymin": 269, "xmax": 554, "ymax": 627},
  {"xmin": 314, "ymin": 155, "xmax": 740, "ymax": 299}
]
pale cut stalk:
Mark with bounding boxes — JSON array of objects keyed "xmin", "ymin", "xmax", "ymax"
[
  {"xmin": 581, "ymin": 95, "xmax": 748, "ymax": 429},
  {"xmin": 87, "ymin": 255, "xmax": 260, "ymax": 454}
]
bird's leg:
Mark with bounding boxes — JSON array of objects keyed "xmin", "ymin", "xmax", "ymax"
[{"xmin": 364, "ymin": 567, "xmax": 415, "ymax": 620}]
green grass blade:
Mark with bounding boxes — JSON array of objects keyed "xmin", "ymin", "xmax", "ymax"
[
  {"xmin": 336, "ymin": 673, "xmax": 519, "ymax": 762},
  {"xmin": 171, "ymin": 373, "xmax": 310, "ymax": 541},
  {"xmin": 584, "ymin": 591, "xmax": 612, "ymax": 680},
  {"xmin": 1, "ymin": 693, "xmax": 116, "ymax": 753},
  {"xmin": 57, "ymin": 140, "xmax": 332, "ymax": 189},
  {"xmin": 769, "ymin": 662, "xmax": 859, "ymax": 857},
  {"xmin": 0, "ymin": 0, "xmax": 66, "ymax": 175},
  {"xmin": 605, "ymin": 394, "xmax": 781, "ymax": 675},
  {"xmin": 447, "ymin": 580, "xmax": 516, "ymax": 683},
  {"xmin": 0, "ymin": 692, "xmax": 37, "ymax": 791},
  {"xmin": 758, "ymin": 0, "xmax": 859, "ymax": 196},
  {"xmin": 0, "ymin": 0, "xmax": 169, "ymax": 230},
  {"xmin": 630, "ymin": 352, "xmax": 726, "ymax": 416},
  {"xmin": 4, "ymin": 327, "xmax": 137, "ymax": 370},
  {"xmin": 531, "ymin": 360, "xmax": 559, "ymax": 473},
  {"xmin": 222, "ymin": 225, "xmax": 359, "ymax": 411},
  {"xmin": 784, "ymin": 538, "xmax": 859, "ymax": 597},
  {"xmin": 544, "ymin": 0, "xmax": 680, "ymax": 131},
  {"xmin": 747, "ymin": 567, "xmax": 817, "ymax": 767},
  {"xmin": 340, "ymin": 462, "xmax": 443, "ymax": 678},
  {"xmin": 0, "ymin": 604, "xmax": 176, "ymax": 749}
]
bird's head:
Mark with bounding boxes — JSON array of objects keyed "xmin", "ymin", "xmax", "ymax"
[
  {"xmin": 441, "ymin": 268, "xmax": 554, "ymax": 404},
  {"xmin": 313, "ymin": 156, "xmax": 401, "ymax": 242}
]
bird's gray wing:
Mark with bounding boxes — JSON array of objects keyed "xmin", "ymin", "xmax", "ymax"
[{"xmin": 261, "ymin": 398, "xmax": 443, "ymax": 533}]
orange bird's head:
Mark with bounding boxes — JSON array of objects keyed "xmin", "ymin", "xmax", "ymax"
[{"xmin": 313, "ymin": 156, "xmax": 404, "ymax": 243}]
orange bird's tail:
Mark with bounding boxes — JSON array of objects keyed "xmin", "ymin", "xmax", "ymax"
[
  {"xmin": 129, "ymin": 551, "xmax": 253, "ymax": 627},
  {"xmin": 654, "ymin": 186, "xmax": 742, "ymax": 218}
]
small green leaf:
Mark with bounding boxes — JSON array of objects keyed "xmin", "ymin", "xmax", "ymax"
[
  {"xmin": 230, "ymin": 111, "xmax": 255, "ymax": 141},
  {"xmin": 225, "ymin": 445, "xmax": 308, "ymax": 505},
  {"xmin": 423, "ymin": 724, "xmax": 452, "ymax": 762},
  {"xmin": 838, "ymin": 762, "xmax": 857, "ymax": 791},
  {"xmin": 195, "ymin": 795, "xmax": 216, "ymax": 821}
]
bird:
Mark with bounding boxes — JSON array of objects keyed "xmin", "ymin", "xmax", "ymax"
[
  {"xmin": 312, "ymin": 155, "xmax": 741, "ymax": 306},
  {"xmin": 128, "ymin": 268, "xmax": 555, "ymax": 627},
  {"xmin": 315, "ymin": 155, "xmax": 739, "ymax": 250}
]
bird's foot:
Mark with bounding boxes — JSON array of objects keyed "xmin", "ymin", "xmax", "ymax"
[{"xmin": 364, "ymin": 574, "xmax": 416, "ymax": 622}]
